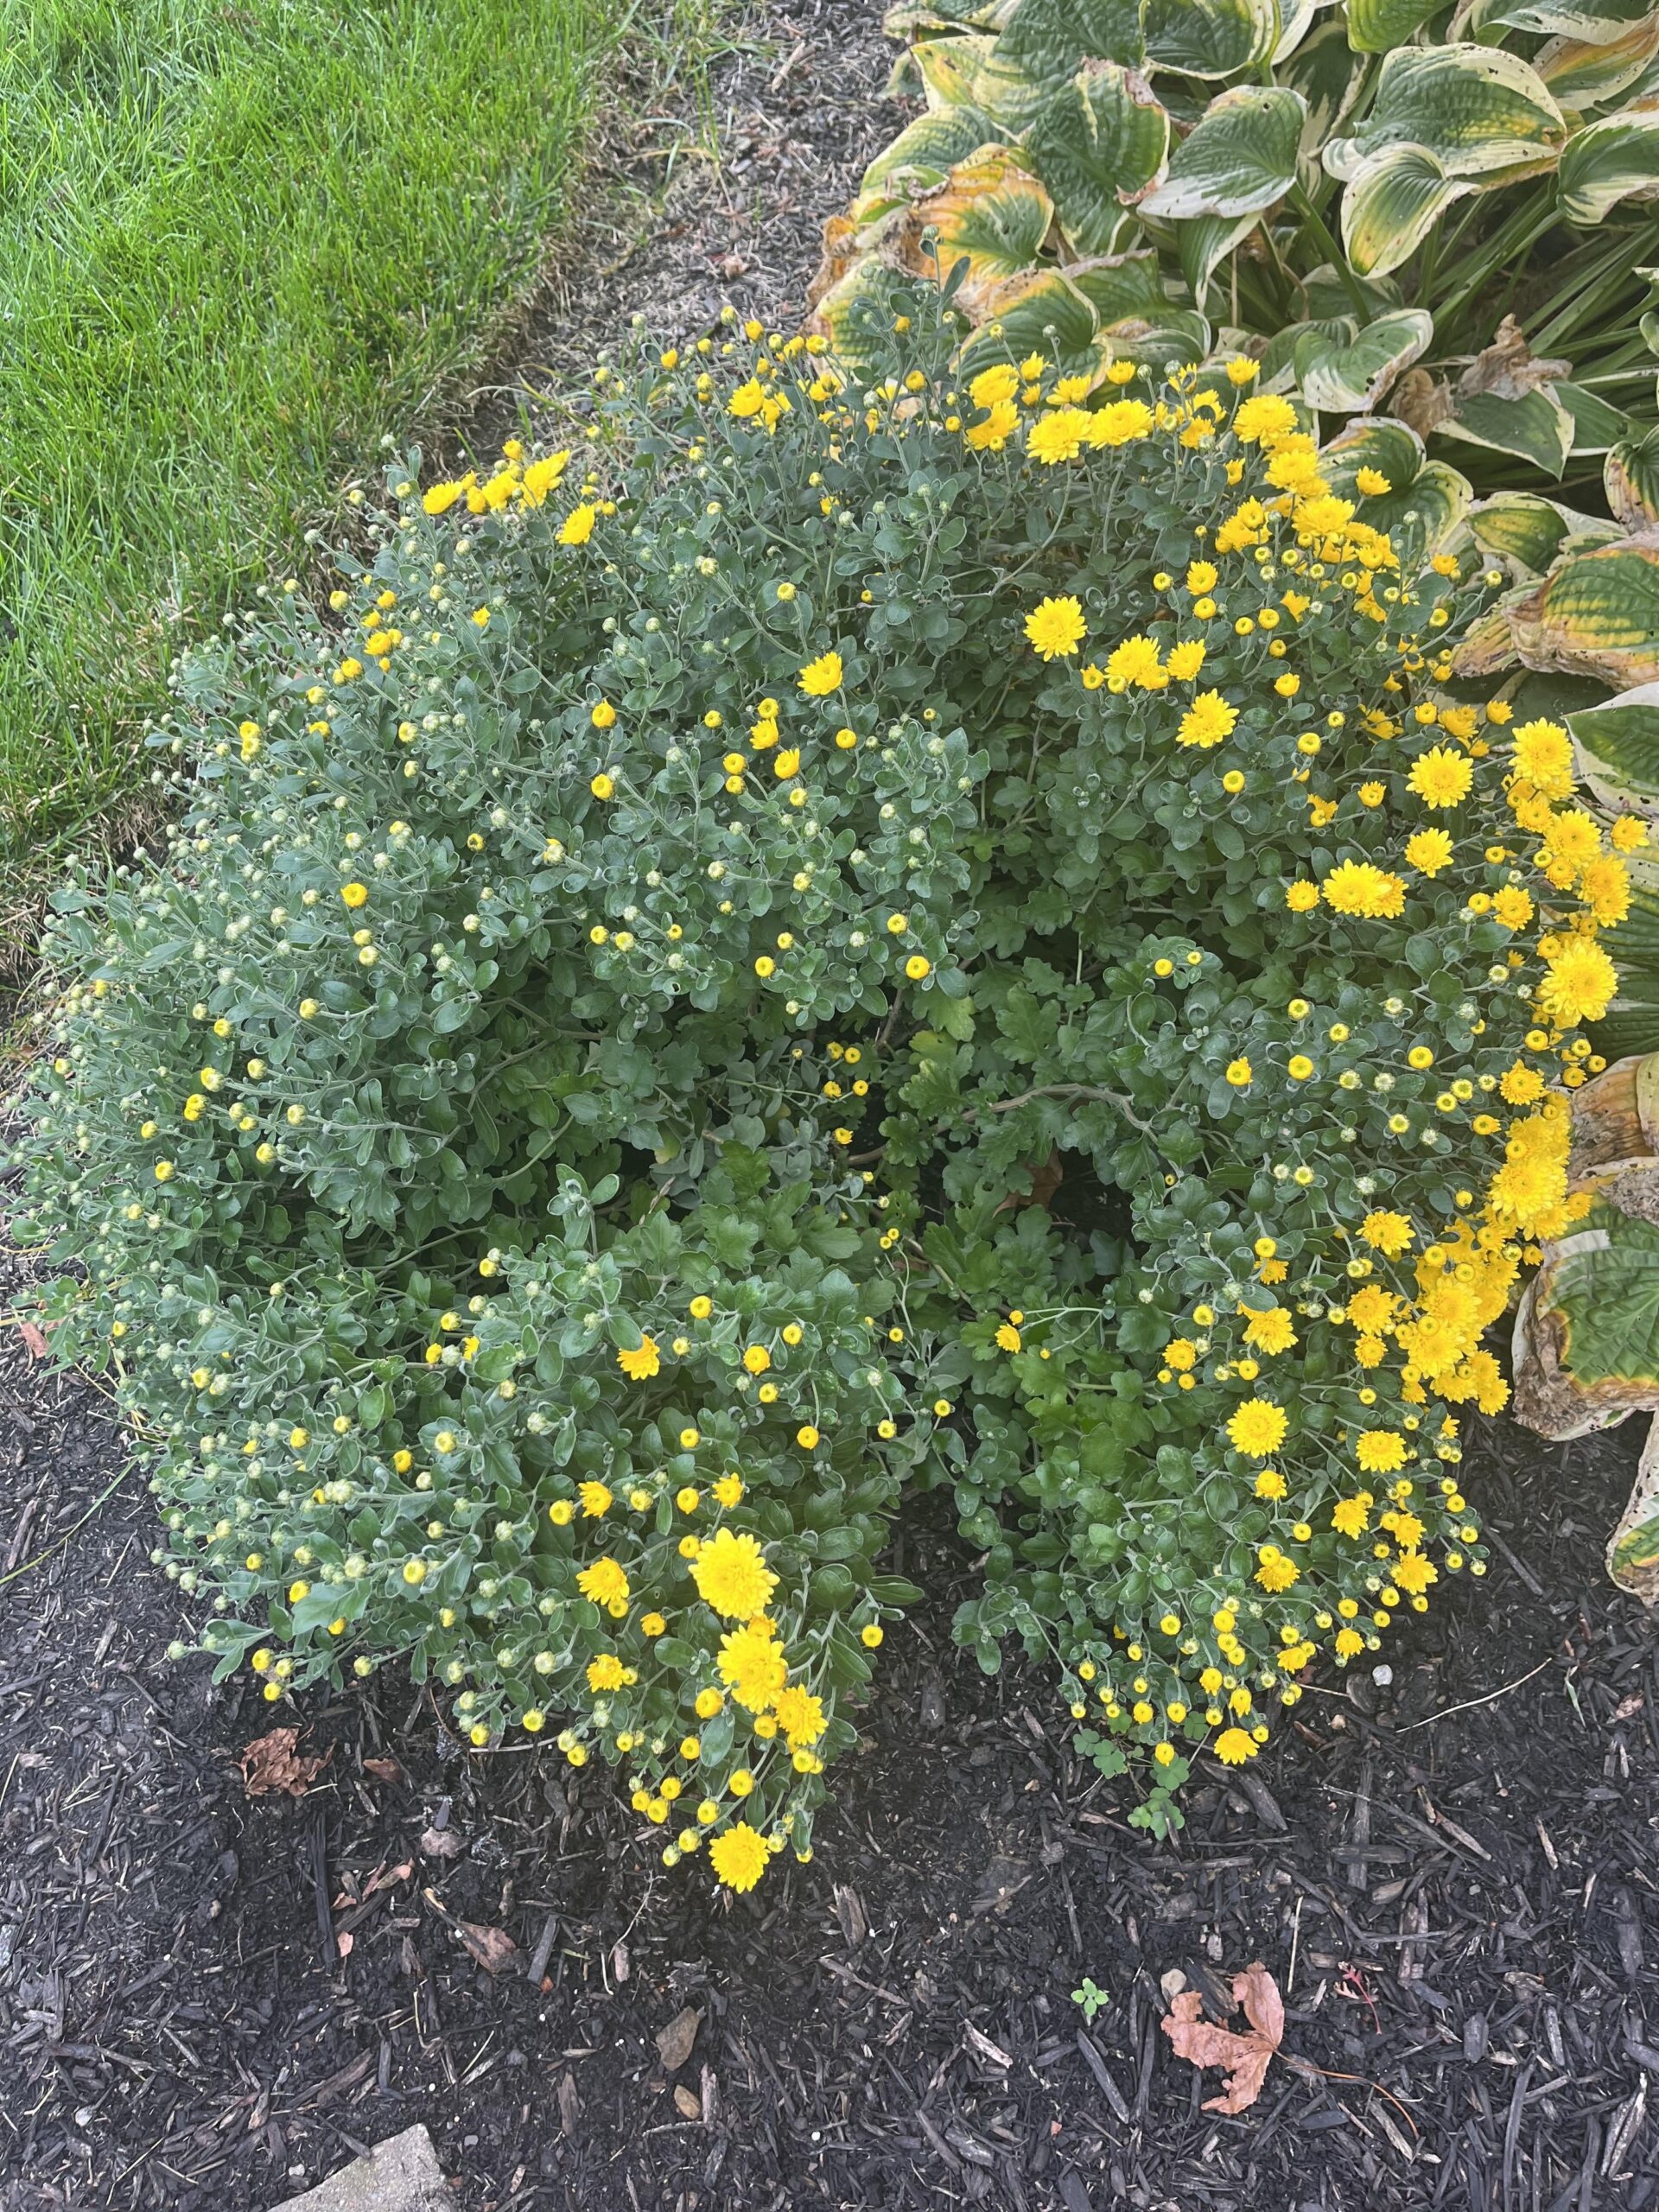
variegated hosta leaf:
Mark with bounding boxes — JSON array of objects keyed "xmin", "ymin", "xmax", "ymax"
[
  {"xmin": 885, "ymin": 147, "xmax": 1055, "ymax": 312},
  {"xmin": 1556, "ymin": 103, "xmax": 1659, "ymax": 224},
  {"xmin": 851, "ymin": 108, "xmax": 1010, "ymax": 225},
  {"xmin": 1489, "ymin": 0, "xmax": 1653, "ymax": 41},
  {"xmin": 1099, "ymin": 305, "xmax": 1213, "ymax": 370},
  {"xmin": 1025, "ymin": 61, "xmax": 1169, "ymax": 257},
  {"xmin": 1138, "ymin": 86, "xmax": 1306, "ymax": 219},
  {"xmin": 1607, "ymin": 426, "xmax": 1659, "ymax": 529},
  {"xmin": 913, "ymin": 34, "xmax": 1052, "ymax": 129},
  {"xmin": 1341, "ymin": 143, "xmax": 1476, "ymax": 278},
  {"xmin": 1271, "ymin": 0, "xmax": 1322, "ymax": 62},
  {"xmin": 810, "ymin": 259, "xmax": 923, "ymax": 378},
  {"xmin": 1467, "ymin": 490, "xmax": 1620, "ymax": 574},
  {"xmin": 951, "ymin": 266, "xmax": 1109, "ymax": 383},
  {"xmin": 1318, "ymin": 416, "xmax": 1472, "ymax": 562},
  {"xmin": 1565, "ymin": 677, "xmax": 1659, "ymax": 817},
  {"xmin": 1558, "ymin": 380, "xmax": 1635, "ymax": 456},
  {"xmin": 1277, "ymin": 14, "xmax": 1368, "ymax": 154},
  {"xmin": 1345, "ymin": 0, "xmax": 1445, "ymax": 54},
  {"xmin": 1535, "ymin": 13, "xmax": 1659, "ymax": 110},
  {"xmin": 884, "ymin": 0, "xmax": 1015, "ymax": 33},
  {"xmin": 1608, "ymin": 1414, "xmax": 1659, "ymax": 1605},
  {"xmin": 1174, "ymin": 212, "xmax": 1264, "ymax": 307},
  {"xmin": 1590, "ymin": 870, "xmax": 1659, "ymax": 1058},
  {"xmin": 1291, "ymin": 306, "xmax": 1433, "ymax": 411},
  {"xmin": 1325, "ymin": 43, "xmax": 1567, "ymax": 181},
  {"xmin": 1064, "ymin": 247, "xmax": 1167, "ymax": 326},
  {"xmin": 1509, "ymin": 538, "xmax": 1659, "ymax": 687},
  {"xmin": 1301, "ymin": 262, "xmax": 1404, "ymax": 322},
  {"xmin": 996, "ymin": 0, "xmax": 1147, "ymax": 84},
  {"xmin": 1512, "ymin": 1203, "xmax": 1659, "ymax": 1455},
  {"xmin": 1435, "ymin": 385, "xmax": 1575, "ymax": 477},
  {"xmin": 1141, "ymin": 0, "xmax": 1281, "ymax": 79}
]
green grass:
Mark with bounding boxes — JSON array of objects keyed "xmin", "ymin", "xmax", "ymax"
[{"xmin": 0, "ymin": 0, "xmax": 652, "ymax": 910}]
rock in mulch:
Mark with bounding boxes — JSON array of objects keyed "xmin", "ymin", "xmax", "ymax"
[{"xmin": 270, "ymin": 2127, "xmax": 455, "ymax": 2212}]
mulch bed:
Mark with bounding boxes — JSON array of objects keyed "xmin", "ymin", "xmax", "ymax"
[{"xmin": 8, "ymin": 5, "xmax": 1659, "ymax": 2209}]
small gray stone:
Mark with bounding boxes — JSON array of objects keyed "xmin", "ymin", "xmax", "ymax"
[{"xmin": 269, "ymin": 2126, "xmax": 457, "ymax": 2212}]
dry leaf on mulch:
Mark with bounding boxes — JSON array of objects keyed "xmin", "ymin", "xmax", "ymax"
[
  {"xmin": 238, "ymin": 1727, "xmax": 330, "ymax": 1798},
  {"xmin": 1160, "ymin": 1961, "xmax": 1284, "ymax": 2113},
  {"xmin": 656, "ymin": 2005, "xmax": 702, "ymax": 2071}
]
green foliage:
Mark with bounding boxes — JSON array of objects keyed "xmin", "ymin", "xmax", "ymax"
[
  {"xmin": 16, "ymin": 284, "xmax": 1622, "ymax": 1883},
  {"xmin": 822, "ymin": 0, "xmax": 1659, "ymax": 508}
]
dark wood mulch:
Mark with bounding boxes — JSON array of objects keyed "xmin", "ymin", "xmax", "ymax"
[
  {"xmin": 9, "ymin": 7, "xmax": 1659, "ymax": 2208},
  {"xmin": 3, "ymin": 1185, "xmax": 1659, "ymax": 2212}
]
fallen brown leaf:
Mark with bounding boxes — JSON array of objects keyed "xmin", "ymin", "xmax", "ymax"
[
  {"xmin": 17, "ymin": 1321, "xmax": 48, "ymax": 1359},
  {"xmin": 1160, "ymin": 1961, "xmax": 1284, "ymax": 2113},
  {"xmin": 456, "ymin": 1920, "xmax": 519, "ymax": 1975},
  {"xmin": 363, "ymin": 1755, "xmax": 407, "ymax": 1785},
  {"xmin": 238, "ymin": 1727, "xmax": 329, "ymax": 1798},
  {"xmin": 419, "ymin": 1822, "xmax": 464, "ymax": 1859},
  {"xmin": 673, "ymin": 2085, "xmax": 702, "ymax": 2120},
  {"xmin": 656, "ymin": 2005, "xmax": 702, "ymax": 2071}
]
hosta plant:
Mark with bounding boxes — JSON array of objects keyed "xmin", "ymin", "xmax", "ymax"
[
  {"xmin": 817, "ymin": 0, "xmax": 1659, "ymax": 508},
  {"xmin": 14, "ymin": 287, "xmax": 1637, "ymax": 1880}
]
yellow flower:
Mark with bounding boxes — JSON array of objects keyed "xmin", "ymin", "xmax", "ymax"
[
  {"xmin": 1106, "ymin": 635, "xmax": 1165, "ymax": 690},
  {"xmin": 717, "ymin": 1622, "xmax": 787, "ymax": 1710},
  {"xmin": 965, "ymin": 398, "xmax": 1019, "ymax": 450},
  {"xmin": 1360, "ymin": 1209, "xmax": 1414, "ymax": 1256},
  {"xmin": 1510, "ymin": 717, "xmax": 1574, "ymax": 800},
  {"xmin": 691, "ymin": 1528, "xmax": 779, "ymax": 1620},
  {"xmin": 742, "ymin": 1344, "xmax": 772, "ymax": 1375},
  {"xmin": 1165, "ymin": 639, "xmax": 1205, "ymax": 682},
  {"xmin": 1025, "ymin": 595, "xmax": 1086, "ymax": 661},
  {"xmin": 1239, "ymin": 1305, "xmax": 1295, "ymax": 1355},
  {"xmin": 995, "ymin": 1321, "xmax": 1022, "ymax": 1351},
  {"xmin": 1356, "ymin": 1430, "xmax": 1408, "ymax": 1473},
  {"xmin": 1285, "ymin": 881, "xmax": 1319, "ymax": 912},
  {"xmin": 1537, "ymin": 937, "xmax": 1618, "ymax": 1027},
  {"xmin": 1407, "ymin": 745, "xmax": 1473, "ymax": 809},
  {"xmin": 1085, "ymin": 398, "xmax": 1154, "ymax": 448},
  {"xmin": 588, "ymin": 1654, "xmax": 626, "ymax": 1692},
  {"xmin": 709, "ymin": 1821, "xmax": 770, "ymax": 1891},
  {"xmin": 1225, "ymin": 1057, "xmax": 1252, "ymax": 1086},
  {"xmin": 798, "ymin": 651, "xmax": 843, "ymax": 696},
  {"xmin": 1176, "ymin": 690, "xmax": 1237, "ymax": 749},
  {"xmin": 591, "ymin": 699, "xmax": 617, "ymax": 729},
  {"xmin": 576, "ymin": 1557, "xmax": 630, "ymax": 1609},
  {"xmin": 773, "ymin": 1684, "xmax": 826, "ymax": 1745},
  {"xmin": 1214, "ymin": 1726, "xmax": 1258, "ymax": 1765},
  {"xmin": 340, "ymin": 880, "xmax": 368, "ymax": 909},
  {"xmin": 969, "ymin": 365, "xmax": 1019, "ymax": 411},
  {"xmin": 580, "ymin": 1481, "xmax": 613, "ymax": 1517},
  {"xmin": 590, "ymin": 772, "xmax": 614, "ymax": 800},
  {"xmin": 1404, "ymin": 829, "xmax": 1452, "ymax": 877},
  {"xmin": 1255, "ymin": 1547, "xmax": 1299, "ymax": 1593},
  {"xmin": 617, "ymin": 1333, "xmax": 661, "ymax": 1381},
  {"xmin": 558, "ymin": 504, "xmax": 597, "ymax": 545},
  {"xmin": 1321, "ymin": 860, "xmax": 1406, "ymax": 918},
  {"xmin": 1355, "ymin": 467, "xmax": 1392, "ymax": 496},
  {"xmin": 423, "ymin": 480, "xmax": 465, "ymax": 515},
  {"xmin": 1226, "ymin": 1396, "xmax": 1287, "ymax": 1458}
]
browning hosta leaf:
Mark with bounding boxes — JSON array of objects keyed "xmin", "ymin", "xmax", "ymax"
[
  {"xmin": 1492, "ymin": 0, "xmax": 1655, "ymax": 42},
  {"xmin": 1507, "ymin": 538, "xmax": 1659, "ymax": 687},
  {"xmin": 850, "ymin": 107, "xmax": 1012, "ymax": 226},
  {"xmin": 1318, "ymin": 416, "xmax": 1471, "ymax": 562},
  {"xmin": 1026, "ymin": 62, "xmax": 1169, "ymax": 257},
  {"xmin": 950, "ymin": 265, "xmax": 1108, "ymax": 382},
  {"xmin": 1325, "ymin": 42, "xmax": 1567, "ymax": 180},
  {"xmin": 1607, "ymin": 427, "xmax": 1659, "ymax": 530},
  {"xmin": 1468, "ymin": 491, "xmax": 1620, "ymax": 575},
  {"xmin": 884, "ymin": 146, "xmax": 1055, "ymax": 311},
  {"xmin": 1138, "ymin": 85, "xmax": 1305, "ymax": 221},
  {"xmin": 1557, "ymin": 101, "xmax": 1659, "ymax": 223},
  {"xmin": 1608, "ymin": 1415, "xmax": 1659, "ymax": 1604},
  {"xmin": 1565, "ymin": 678, "xmax": 1659, "ymax": 817},
  {"xmin": 913, "ymin": 33, "xmax": 1052, "ymax": 129},
  {"xmin": 1436, "ymin": 386, "xmax": 1575, "ymax": 477},
  {"xmin": 1161, "ymin": 1962, "xmax": 1285, "ymax": 2113}
]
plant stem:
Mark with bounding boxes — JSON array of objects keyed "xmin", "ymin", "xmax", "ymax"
[{"xmin": 1287, "ymin": 183, "xmax": 1371, "ymax": 320}]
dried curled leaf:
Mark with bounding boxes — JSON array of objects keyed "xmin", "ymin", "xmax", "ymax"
[
  {"xmin": 238, "ymin": 1726, "xmax": 329, "ymax": 1798},
  {"xmin": 1160, "ymin": 1961, "xmax": 1284, "ymax": 2113}
]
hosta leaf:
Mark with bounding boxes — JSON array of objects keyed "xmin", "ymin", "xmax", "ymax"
[
  {"xmin": 1467, "ymin": 490, "xmax": 1619, "ymax": 572},
  {"xmin": 1341, "ymin": 143, "xmax": 1476, "ymax": 277},
  {"xmin": 1174, "ymin": 212, "xmax": 1263, "ymax": 307},
  {"xmin": 1607, "ymin": 426, "xmax": 1659, "ymax": 528},
  {"xmin": 884, "ymin": 0, "xmax": 1017, "ymax": 32},
  {"xmin": 1434, "ymin": 385, "xmax": 1575, "ymax": 475},
  {"xmin": 1509, "ymin": 537, "xmax": 1659, "ymax": 686},
  {"xmin": 1556, "ymin": 103, "xmax": 1659, "ymax": 223},
  {"xmin": 1138, "ymin": 86, "xmax": 1306, "ymax": 219},
  {"xmin": 1535, "ymin": 14, "xmax": 1659, "ymax": 109},
  {"xmin": 853, "ymin": 108, "xmax": 1011, "ymax": 225},
  {"xmin": 997, "ymin": 0, "xmax": 1147, "ymax": 82},
  {"xmin": 1098, "ymin": 306, "xmax": 1213, "ymax": 371},
  {"xmin": 1272, "ymin": 0, "xmax": 1322, "ymax": 60},
  {"xmin": 811, "ymin": 260, "xmax": 918, "ymax": 376},
  {"xmin": 1558, "ymin": 379, "xmax": 1634, "ymax": 454},
  {"xmin": 885, "ymin": 146, "xmax": 1055, "ymax": 311},
  {"xmin": 1026, "ymin": 61, "xmax": 1170, "ymax": 256},
  {"xmin": 952, "ymin": 266, "xmax": 1107, "ymax": 383},
  {"xmin": 1064, "ymin": 247, "xmax": 1168, "ymax": 325},
  {"xmin": 1345, "ymin": 0, "xmax": 1445, "ymax": 54},
  {"xmin": 1491, "ymin": 0, "xmax": 1652, "ymax": 40},
  {"xmin": 1301, "ymin": 261, "xmax": 1404, "ymax": 321},
  {"xmin": 1291, "ymin": 306, "xmax": 1433, "ymax": 411},
  {"xmin": 1514, "ymin": 1206, "xmax": 1659, "ymax": 1451},
  {"xmin": 1141, "ymin": 0, "xmax": 1281, "ymax": 79},
  {"xmin": 1609, "ymin": 1415, "xmax": 1659, "ymax": 1605},
  {"xmin": 1326, "ymin": 43, "xmax": 1567, "ymax": 179},
  {"xmin": 1278, "ymin": 12, "xmax": 1369, "ymax": 151},
  {"xmin": 1319, "ymin": 416, "xmax": 1472, "ymax": 560},
  {"xmin": 1565, "ymin": 677, "xmax": 1659, "ymax": 815},
  {"xmin": 913, "ymin": 34, "xmax": 1052, "ymax": 129}
]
